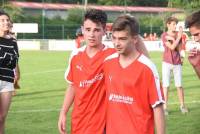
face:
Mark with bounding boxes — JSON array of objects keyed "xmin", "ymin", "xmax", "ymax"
[
  {"xmin": 82, "ymin": 19, "xmax": 105, "ymax": 47},
  {"xmin": 189, "ymin": 26, "xmax": 200, "ymax": 43},
  {"xmin": 167, "ymin": 21, "xmax": 177, "ymax": 32},
  {"xmin": 112, "ymin": 30, "xmax": 135, "ymax": 55},
  {"xmin": 0, "ymin": 15, "xmax": 10, "ymax": 32}
]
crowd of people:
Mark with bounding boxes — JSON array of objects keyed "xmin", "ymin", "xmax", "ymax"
[
  {"xmin": 143, "ymin": 32, "xmax": 158, "ymax": 41},
  {"xmin": 0, "ymin": 7, "xmax": 199, "ymax": 134}
]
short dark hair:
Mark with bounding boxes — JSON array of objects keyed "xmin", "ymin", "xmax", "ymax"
[
  {"xmin": 112, "ymin": 14, "xmax": 139, "ymax": 36},
  {"xmin": 185, "ymin": 10, "xmax": 200, "ymax": 29},
  {"xmin": 0, "ymin": 10, "xmax": 10, "ymax": 19},
  {"xmin": 84, "ymin": 9, "xmax": 107, "ymax": 28},
  {"xmin": 166, "ymin": 17, "xmax": 178, "ymax": 25}
]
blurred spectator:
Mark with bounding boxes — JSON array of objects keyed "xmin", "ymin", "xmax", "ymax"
[
  {"xmin": 179, "ymin": 26, "xmax": 189, "ymax": 62},
  {"xmin": 143, "ymin": 32, "xmax": 149, "ymax": 40},
  {"xmin": 153, "ymin": 32, "xmax": 158, "ymax": 40},
  {"xmin": 75, "ymin": 28, "xmax": 85, "ymax": 48},
  {"xmin": 149, "ymin": 33, "xmax": 154, "ymax": 41},
  {"xmin": 185, "ymin": 10, "xmax": 200, "ymax": 78}
]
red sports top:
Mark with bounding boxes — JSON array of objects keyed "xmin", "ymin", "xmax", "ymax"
[
  {"xmin": 65, "ymin": 45, "xmax": 115, "ymax": 134},
  {"xmin": 75, "ymin": 36, "xmax": 84, "ymax": 48},
  {"xmin": 161, "ymin": 32, "xmax": 182, "ymax": 65},
  {"xmin": 103, "ymin": 53, "xmax": 164, "ymax": 134}
]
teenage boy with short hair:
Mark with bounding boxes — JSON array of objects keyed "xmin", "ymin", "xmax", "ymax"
[
  {"xmin": 161, "ymin": 17, "xmax": 188, "ymax": 115},
  {"xmin": 104, "ymin": 14, "xmax": 165, "ymax": 134}
]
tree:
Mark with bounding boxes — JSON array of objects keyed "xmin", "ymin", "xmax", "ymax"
[
  {"xmin": 168, "ymin": 0, "xmax": 200, "ymax": 12},
  {"xmin": 1, "ymin": 3, "xmax": 25, "ymax": 22},
  {"xmin": 97, "ymin": 0, "xmax": 168, "ymax": 6},
  {"xmin": 66, "ymin": 8, "xmax": 84, "ymax": 25}
]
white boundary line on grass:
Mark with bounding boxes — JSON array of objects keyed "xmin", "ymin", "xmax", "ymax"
[
  {"xmin": 23, "ymin": 69, "xmax": 64, "ymax": 76},
  {"xmin": 9, "ymin": 100, "xmax": 200, "ymax": 113}
]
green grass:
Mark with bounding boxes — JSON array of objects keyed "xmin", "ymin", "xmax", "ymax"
[{"xmin": 6, "ymin": 51, "xmax": 200, "ymax": 134}]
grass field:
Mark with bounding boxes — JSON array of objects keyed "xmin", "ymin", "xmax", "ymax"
[{"xmin": 6, "ymin": 51, "xmax": 200, "ymax": 134}]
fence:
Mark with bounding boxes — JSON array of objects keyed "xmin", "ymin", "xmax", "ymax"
[{"xmin": 16, "ymin": 24, "xmax": 164, "ymax": 40}]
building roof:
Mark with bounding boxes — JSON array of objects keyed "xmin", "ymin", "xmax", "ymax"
[{"xmin": 11, "ymin": 1, "xmax": 183, "ymax": 13}]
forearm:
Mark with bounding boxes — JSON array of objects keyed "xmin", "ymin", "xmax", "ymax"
[
  {"xmin": 15, "ymin": 64, "xmax": 20, "ymax": 80},
  {"xmin": 193, "ymin": 65, "xmax": 200, "ymax": 79},
  {"xmin": 153, "ymin": 104, "xmax": 166, "ymax": 134},
  {"xmin": 61, "ymin": 84, "xmax": 75, "ymax": 114}
]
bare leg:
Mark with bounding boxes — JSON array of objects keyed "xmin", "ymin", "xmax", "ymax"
[
  {"xmin": 0, "ymin": 91, "xmax": 12, "ymax": 134},
  {"xmin": 177, "ymin": 87, "xmax": 184, "ymax": 107},
  {"xmin": 163, "ymin": 87, "xmax": 169, "ymax": 115},
  {"xmin": 177, "ymin": 87, "xmax": 188, "ymax": 113}
]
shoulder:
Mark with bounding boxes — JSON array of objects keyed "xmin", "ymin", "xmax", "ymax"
[
  {"xmin": 104, "ymin": 52, "xmax": 118, "ymax": 62},
  {"xmin": 71, "ymin": 45, "xmax": 86, "ymax": 57},
  {"xmin": 137, "ymin": 54, "xmax": 159, "ymax": 76},
  {"xmin": 161, "ymin": 32, "xmax": 167, "ymax": 38}
]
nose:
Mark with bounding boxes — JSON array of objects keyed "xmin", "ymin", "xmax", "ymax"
[
  {"xmin": 114, "ymin": 39, "xmax": 121, "ymax": 47},
  {"xmin": 88, "ymin": 30, "xmax": 95, "ymax": 37}
]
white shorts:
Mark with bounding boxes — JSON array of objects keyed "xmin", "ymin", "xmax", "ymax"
[
  {"xmin": 0, "ymin": 80, "xmax": 14, "ymax": 93},
  {"xmin": 162, "ymin": 62, "xmax": 182, "ymax": 88}
]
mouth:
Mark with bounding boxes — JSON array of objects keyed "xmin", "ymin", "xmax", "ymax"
[
  {"xmin": 115, "ymin": 47, "xmax": 123, "ymax": 51},
  {"xmin": 88, "ymin": 39, "xmax": 95, "ymax": 43}
]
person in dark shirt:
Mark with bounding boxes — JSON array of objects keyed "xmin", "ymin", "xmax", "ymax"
[{"xmin": 0, "ymin": 11, "xmax": 19, "ymax": 134}]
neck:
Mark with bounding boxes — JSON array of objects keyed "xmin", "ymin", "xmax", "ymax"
[
  {"xmin": 120, "ymin": 48, "xmax": 139, "ymax": 61},
  {"xmin": 119, "ymin": 46, "xmax": 140, "ymax": 69},
  {"xmin": 86, "ymin": 43, "xmax": 104, "ymax": 58}
]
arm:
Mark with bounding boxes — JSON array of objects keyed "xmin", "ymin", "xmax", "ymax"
[
  {"xmin": 164, "ymin": 31, "xmax": 182, "ymax": 50},
  {"xmin": 193, "ymin": 65, "xmax": 200, "ymax": 79},
  {"xmin": 153, "ymin": 104, "xmax": 166, "ymax": 134},
  {"xmin": 15, "ymin": 63, "xmax": 20, "ymax": 81},
  {"xmin": 165, "ymin": 35, "xmax": 182, "ymax": 50},
  {"xmin": 188, "ymin": 49, "xmax": 200, "ymax": 79},
  {"xmin": 58, "ymin": 84, "xmax": 75, "ymax": 134},
  {"xmin": 136, "ymin": 36, "xmax": 150, "ymax": 58}
]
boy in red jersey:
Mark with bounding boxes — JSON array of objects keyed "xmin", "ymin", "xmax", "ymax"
[
  {"xmin": 103, "ymin": 15, "xmax": 165, "ymax": 134},
  {"xmin": 58, "ymin": 9, "xmax": 149, "ymax": 134},
  {"xmin": 185, "ymin": 10, "xmax": 200, "ymax": 78}
]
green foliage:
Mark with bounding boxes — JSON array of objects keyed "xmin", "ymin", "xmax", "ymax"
[
  {"xmin": 168, "ymin": 0, "xmax": 200, "ymax": 12},
  {"xmin": 66, "ymin": 8, "xmax": 84, "ymax": 24},
  {"xmin": 1, "ymin": 3, "xmax": 25, "ymax": 22},
  {"xmin": 139, "ymin": 15, "xmax": 164, "ymax": 36}
]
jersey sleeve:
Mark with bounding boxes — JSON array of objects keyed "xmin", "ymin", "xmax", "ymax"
[
  {"xmin": 64, "ymin": 51, "xmax": 77, "ymax": 84},
  {"xmin": 147, "ymin": 66, "xmax": 165, "ymax": 108}
]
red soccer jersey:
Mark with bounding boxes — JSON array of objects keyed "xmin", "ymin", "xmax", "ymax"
[
  {"xmin": 65, "ymin": 45, "xmax": 115, "ymax": 134},
  {"xmin": 103, "ymin": 53, "xmax": 164, "ymax": 134}
]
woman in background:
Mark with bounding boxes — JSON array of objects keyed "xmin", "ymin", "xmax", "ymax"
[{"xmin": 0, "ymin": 11, "xmax": 19, "ymax": 134}]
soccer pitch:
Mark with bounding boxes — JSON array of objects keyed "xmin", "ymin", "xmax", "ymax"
[{"xmin": 6, "ymin": 51, "xmax": 200, "ymax": 134}]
